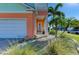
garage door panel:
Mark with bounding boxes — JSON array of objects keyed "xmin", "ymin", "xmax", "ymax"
[{"xmin": 0, "ymin": 18, "xmax": 26, "ymax": 38}]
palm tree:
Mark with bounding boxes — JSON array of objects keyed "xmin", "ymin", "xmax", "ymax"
[
  {"xmin": 59, "ymin": 17, "xmax": 76, "ymax": 36},
  {"xmin": 48, "ymin": 3, "xmax": 65, "ymax": 39}
]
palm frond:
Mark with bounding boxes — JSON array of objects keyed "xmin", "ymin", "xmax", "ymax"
[
  {"xmin": 49, "ymin": 18, "xmax": 55, "ymax": 25},
  {"xmin": 55, "ymin": 3, "xmax": 63, "ymax": 11},
  {"xmin": 56, "ymin": 11, "xmax": 65, "ymax": 17},
  {"xmin": 48, "ymin": 7, "xmax": 54, "ymax": 13}
]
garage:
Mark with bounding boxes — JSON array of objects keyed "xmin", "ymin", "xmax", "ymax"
[{"xmin": 0, "ymin": 18, "xmax": 27, "ymax": 38}]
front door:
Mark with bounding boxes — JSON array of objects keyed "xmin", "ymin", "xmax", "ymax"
[{"xmin": 36, "ymin": 19, "xmax": 44, "ymax": 34}]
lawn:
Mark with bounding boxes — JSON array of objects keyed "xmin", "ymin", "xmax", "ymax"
[
  {"xmin": 58, "ymin": 31, "xmax": 79, "ymax": 43},
  {"xmin": 66, "ymin": 33, "xmax": 79, "ymax": 42}
]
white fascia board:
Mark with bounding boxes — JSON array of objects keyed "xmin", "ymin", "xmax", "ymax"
[
  {"xmin": 0, "ymin": 11, "xmax": 33, "ymax": 13},
  {"xmin": 21, "ymin": 3, "xmax": 35, "ymax": 11},
  {"xmin": 36, "ymin": 16, "xmax": 45, "ymax": 19},
  {"xmin": 35, "ymin": 4, "xmax": 48, "ymax": 11}
]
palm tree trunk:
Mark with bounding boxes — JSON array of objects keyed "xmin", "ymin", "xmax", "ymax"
[{"xmin": 55, "ymin": 19, "xmax": 58, "ymax": 39}]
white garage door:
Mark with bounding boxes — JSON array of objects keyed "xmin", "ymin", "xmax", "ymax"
[{"xmin": 0, "ymin": 18, "xmax": 27, "ymax": 38}]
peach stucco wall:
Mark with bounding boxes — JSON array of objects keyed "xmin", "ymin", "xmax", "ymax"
[
  {"xmin": 26, "ymin": 14, "xmax": 35, "ymax": 38},
  {"xmin": 38, "ymin": 11, "xmax": 47, "ymax": 16},
  {"xmin": 0, "ymin": 13, "xmax": 35, "ymax": 39},
  {"xmin": 0, "ymin": 11, "xmax": 48, "ymax": 38},
  {"xmin": 0, "ymin": 13, "xmax": 33, "ymax": 18}
]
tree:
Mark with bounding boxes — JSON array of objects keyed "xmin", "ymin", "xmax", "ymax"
[
  {"xmin": 59, "ymin": 17, "xmax": 73, "ymax": 35},
  {"xmin": 71, "ymin": 18, "xmax": 79, "ymax": 27},
  {"xmin": 63, "ymin": 17, "xmax": 79, "ymax": 30},
  {"xmin": 48, "ymin": 3, "xmax": 65, "ymax": 39}
]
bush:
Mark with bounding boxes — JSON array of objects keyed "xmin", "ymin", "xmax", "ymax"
[
  {"xmin": 3, "ymin": 44, "xmax": 37, "ymax": 55},
  {"xmin": 48, "ymin": 37, "xmax": 79, "ymax": 55},
  {"xmin": 49, "ymin": 30, "xmax": 56, "ymax": 35},
  {"xmin": 59, "ymin": 33, "xmax": 69, "ymax": 38},
  {"xmin": 47, "ymin": 45, "xmax": 57, "ymax": 55}
]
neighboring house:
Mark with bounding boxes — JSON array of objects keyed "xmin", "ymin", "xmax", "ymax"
[{"xmin": 0, "ymin": 3, "xmax": 48, "ymax": 39}]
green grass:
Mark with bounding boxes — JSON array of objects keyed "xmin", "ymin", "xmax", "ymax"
[
  {"xmin": 49, "ymin": 29, "xmax": 56, "ymax": 35},
  {"xmin": 58, "ymin": 31, "xmax": 79, "ymax": 43},
  {"xmin": 65, "ymin": 33, "xmax": 79, "ymax": 42}
]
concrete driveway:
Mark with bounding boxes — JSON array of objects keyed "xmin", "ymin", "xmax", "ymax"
[
  {"xmin": 0, "ymin": 39, "xmax": 11, "ymax": 50},
  {"xmin": 0, "ymin": 39, "xmax": 23, "ymax": 51}
]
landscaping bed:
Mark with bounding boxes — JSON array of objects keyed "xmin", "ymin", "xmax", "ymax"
[
  {"xmin": 48, "ymin": 30, "xmax": 79, "ymax": 55},
  {"xmin": 2, "ymin": 31, "xmax": 79, "ymax": 55},
  {"xmin": 2, "ymin": 39, "xmax": 48, "ymax": 55},
  {"xmin": 48, "ymin": 37, "xmax": 79, "ymax": 55}
]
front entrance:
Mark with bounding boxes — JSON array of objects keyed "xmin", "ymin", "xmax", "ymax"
[{"xmin": 36, "ymin": 19, "xmax": 45, "ymax": 34}]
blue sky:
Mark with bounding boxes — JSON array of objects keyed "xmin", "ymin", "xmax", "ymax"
[{"xmin": 48, "ymin": 3, "xmax": 79, "ymax": 21}]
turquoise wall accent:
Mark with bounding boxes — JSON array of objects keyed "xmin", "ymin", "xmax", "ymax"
[{"xmin": 0, "ymin": 3, "xmax": 28, "ymax": 13}]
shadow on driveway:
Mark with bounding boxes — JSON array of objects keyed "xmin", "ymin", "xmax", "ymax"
[{"xmin": 0, "ymin": 38, "xmax": 23, "ymax": 51}]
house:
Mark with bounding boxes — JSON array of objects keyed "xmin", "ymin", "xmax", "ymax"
[{"xmin": 0, "ymin": 3, "xmax": 48, "ymax": 39}]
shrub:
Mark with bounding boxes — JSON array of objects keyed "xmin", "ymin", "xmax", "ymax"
[
  {"xmin": 48, "ymin": 37, "xmax": 79, "ymax": 55},
  {"xmin": 47, "ymin": 45, "xmax": 57, "ymax": 55},
  {"xmin": 3, "ymin": 44, "xmax": 37, "ymax": 55},
  {"xmin": 59, "ymin": 33, "xmax": 69, "ymax": 38},
  {"xmin": 49, "ymin": 30, "xmax": 56, "ymax": 35}
]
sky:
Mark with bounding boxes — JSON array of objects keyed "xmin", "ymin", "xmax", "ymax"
[{"xmin": 48, "ymin": 3, "xmax": 79, "ymax": 21}]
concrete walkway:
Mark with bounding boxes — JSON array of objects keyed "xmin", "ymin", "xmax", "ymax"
[{"xmin": 18, "ymin": 35, "xmax": 55, "ymax": 52}]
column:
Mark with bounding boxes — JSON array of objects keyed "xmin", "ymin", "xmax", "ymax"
[{"xmin": 44, "ymin": 16, "xmax": 48, "ymax": 35}]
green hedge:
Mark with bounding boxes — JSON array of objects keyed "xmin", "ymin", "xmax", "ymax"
[{"xmin": 49, "ymin": 30, "xmax": 56, "ymax": 35}]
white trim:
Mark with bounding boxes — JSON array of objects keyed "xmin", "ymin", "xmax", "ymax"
[
  {"xmin": 34, "ymin": 4, "xmax": 48, "ymax": 11},
  {"xmin": 34, "ymin": 18, "xmax": 37, "ymax": 34},
  {"xmin": 46, "ymin": 16, "xmax": 48, "ymax": 34},
  {"xmin": 22, "ymin": 4, "xmax": 35, "ymax": 11},
  {"xmin": 36, "ymin": 16, "xmax": 45, "ymax": 19},
  {"xmin": 0, "ymin": 18, "xmax": 26, "ymax": 19},
  {"xmin": 44, "ymin": 16, "xmax": 48, "ymax": 34},
  {"xmin": 0, "ymin": 11, "xmax": 33, "ymax": 13}
]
